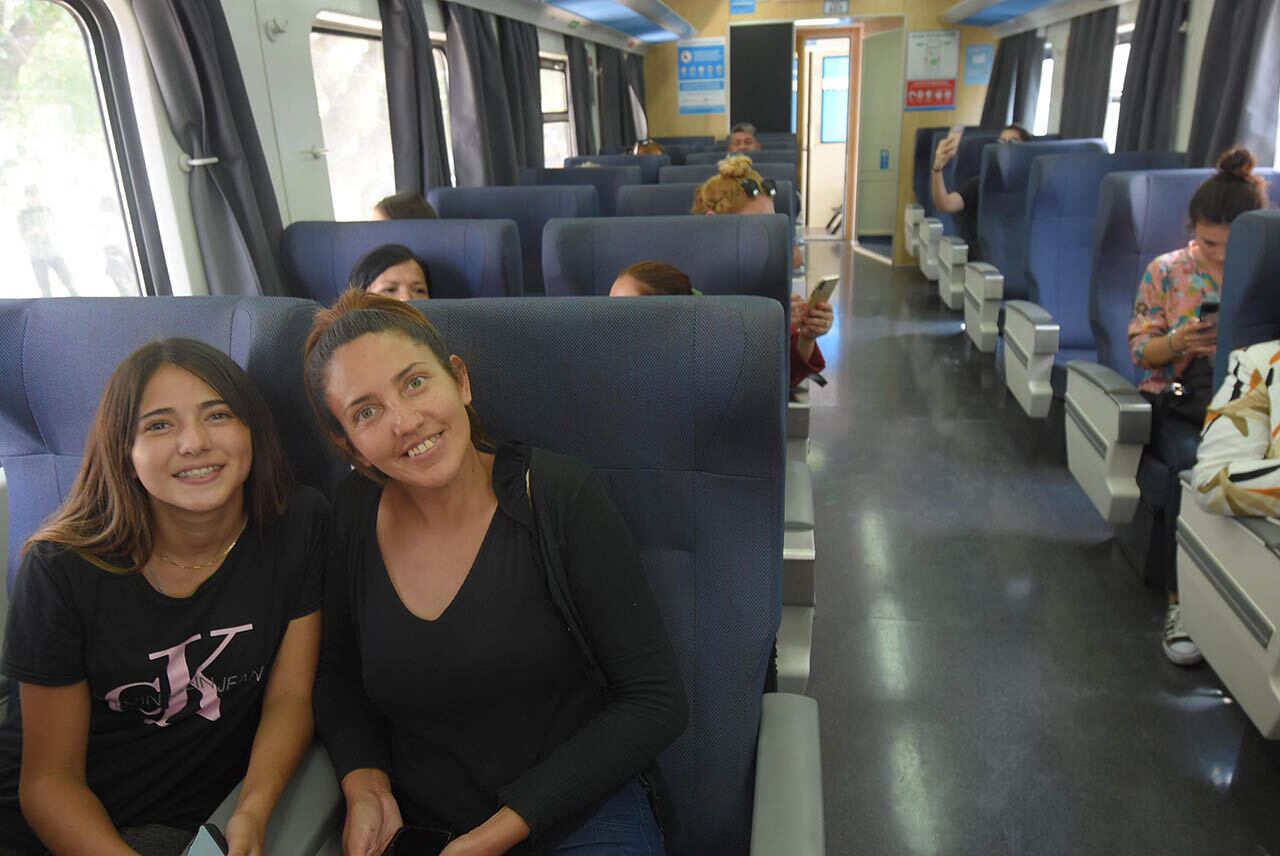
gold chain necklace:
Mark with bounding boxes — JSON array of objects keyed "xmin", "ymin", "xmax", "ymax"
[{"xmin": 154, "ymin": 517, "xmax": 248, "ymax": 571}]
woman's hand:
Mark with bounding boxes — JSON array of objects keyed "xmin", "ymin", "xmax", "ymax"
[
  {"xmin": 224, "ymin": 809, "xmax": 267, "ymax": 856},
  {"xmin": 341, "ymin": 770, "xmax": 404, "ymax": 856},
  {"xmin": 801, "ymin": 301, "xmax": 834, "ymax": 340},
  {"xmin": 933, "ymin": 136, "xmax": 958, "ymax": 171},
  {"xmin": 440, "ymin": 807, "xmax": 530, "ymax": 856},
  {"xmin": 1174, "ymin": 319, "xmax": 1218, "ymax": 358}
]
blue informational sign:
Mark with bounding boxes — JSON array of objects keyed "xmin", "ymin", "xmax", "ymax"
[
  {"xmin": 964, "ymin": 44, "xmax": 995, "ymax": 86},
  {"xmin": 677, "ymin": 39, "xmax": 726, "ymax": 115},
  {"xmin": 730, "ymin": 0, "xmax": 755, "ymax": 13}
]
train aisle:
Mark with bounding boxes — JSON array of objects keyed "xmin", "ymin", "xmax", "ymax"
[{"xmin": 804, "ymin": 243, "xmax": 1280, "ymax": 855}]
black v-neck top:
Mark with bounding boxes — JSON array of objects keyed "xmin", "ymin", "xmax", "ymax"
[{"xmin": 315, "ymin": 444, "xmax": 686, "ymax": 851}]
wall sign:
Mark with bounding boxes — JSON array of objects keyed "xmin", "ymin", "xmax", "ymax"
[
  {"xmin": 905, "ymin": 30, "xmax": 959, "ymax": 112},
  {"xmin": 730, "ymin": 0, "xmax": 756, "ymax": 14},
  {"xmin": 964, "ymin": 44, "xmax": 994, "ymax": 86},
  {"xmin": 822, "ymin": 0, "xmax": 849, "ymax": 12},
  {"xmin": 677, "ymin": 38, "xmax": 727, "ymax": 115}
]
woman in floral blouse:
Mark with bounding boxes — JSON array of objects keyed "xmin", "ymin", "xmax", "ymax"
[{"xmin": 1126, "ymin": 147, "xmax": 1268, "ymax": 667}]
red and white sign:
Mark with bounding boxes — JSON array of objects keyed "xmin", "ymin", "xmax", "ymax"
[{"xmin": 905, "ymin": 78, "xmax": 955, "ymax": 111}]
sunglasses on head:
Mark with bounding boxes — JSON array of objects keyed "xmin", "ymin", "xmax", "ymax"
[{"xmin": 740, "ymin": 177, "xmax": 777, "ymax": 198}]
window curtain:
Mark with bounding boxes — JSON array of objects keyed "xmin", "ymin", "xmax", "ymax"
[
  {"xmin": 379, "ymin": 0, "xmax": 451, "ymax": 192},
  {"xmin": 980, "ymin": 30, "xmax": 1045, "ymax": 129},
  {"xmin": 1115, "ymin": 0, "xmax": 1187, "ymax": 152},
  {"xmin": 497, "ymin": 17, "xmax": 543, "ymax": 170},
  {"xmin": 1057, "ymin": 6, "xmax": 1119, "ymax": 138},
  {"xmin": 598, "ymin": 45, "xmax": 641, "ymax": 152},
  {"xmin": 1187, "ymin": 0, "xmax": 1280, "ymax": 166},
  {"xmin": 132, "ymin": 0, "xmax": 283, "ymax": 296},
  {"xmin": 625, "ymin": 53, "xmax": 648, "ymax": 140},
  {"xmin": 442, "ymin": 3, "xmax": 519, "ymax": 186},
  {"xmin": 566, "ymin": 36, "xmax": 597, "ymax": 156}
]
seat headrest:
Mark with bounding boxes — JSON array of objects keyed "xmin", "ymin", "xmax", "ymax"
[
  {"xmin": 684, "ymin": 151, "xmax": 798, "ymax": 165},
  {"xmin": 658, "ymin": 162, "xmax": 797, "ymax": 185},
  {"xmin": 617, "ymin": 181, "xmax": 795, "ymax": 225},
  {"xmin": 542, "ymin": 214, "xmax": 791, "ymax": 310},
  {"xmin": 518, "ymin": 166, "xmax": 644, "ymax": 216},
  {"xmin": 281, "ymin": 220, "xmax": 523, "ymax": 304},
  {"xmin": 1218, "ymin": 210, "xmax": 1280, "ymax": 385},
  {"xmin": 563, "ymin": 155, "xmax": 670, "ymax": 183},
  {"xmin": 0, "ymin": 296, "xmax": 346, "ymax": 586}
]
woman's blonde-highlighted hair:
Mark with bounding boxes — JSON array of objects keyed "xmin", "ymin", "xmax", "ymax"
[
  {"xmin": 691, "ymin": 154, "xmax": 766, "ymax": 215},
  {"xmin": 303, "ymin": 288, "xmax": 495, "ymax": 483},
  {"xmin": 25, "ymin": 338, "xmax": 292, "ymax": 572}
]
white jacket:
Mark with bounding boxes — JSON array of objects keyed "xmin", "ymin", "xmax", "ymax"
[{"xmin": 1192, "ymin": 340, "xmax": 1280, "ymax": 516}]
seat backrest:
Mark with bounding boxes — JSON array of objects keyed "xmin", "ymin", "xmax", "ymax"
[
  {"xmin": 913, "ymin": 125, "xmax": 949, "ymax": 208},
  {"xmin": 685, "ymin": 151, "xmax": 797, "ymax": 165},
  {"xmin": 663, "ymin": 144, "xmax": 692, "ymax": 166},
  {"xmin": 415, "ymin": 295, "xmax": 785, "ymax": 855},
  {"xmin": 518, "ymin": 166, "xmax": 643, "ymax": 216},
  {"xmin": 977, "ymin": 138, "xmax": 1108, "ymax": 299},
  {"xmin": 563, "ymin": 154, "xmax": 671, "ymax": 184},
  {"xmin": 654, "ymin": 135, "xmax": 715, "ymax": 147},
  {"xmin": 426, "ymin": 186, "xmax": 599, "ymax": 295},
  {"xmin": 953, "ymin": 130, "xmax": 1003, "ymax": 190},
  {"xmin": 659, "ymin": 162, "xmax": 797, "ymax": 186},
  {"xmin": 617, "ymin": 181, "xmax": 796, "ymax": 231},
  {"xmin": 542, "ymin": 215, "xmax": 791, "ymax": 312},
  {"xmin": 1025, "ymin": 151, "xmax": 1187, "ymax": 350},
  {"xmin": 0, "ymin": 296, "xmax": 347, "ymax": 589},
  {"xmin": 281, "ymin": 220, "xmax": 523, "ymax": 303},
  {"xmin": 1216, "ymin": 209, "xmax": 1280, "ymax": 386}
]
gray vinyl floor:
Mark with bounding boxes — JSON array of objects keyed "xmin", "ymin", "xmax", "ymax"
[{"xmin": 802, "ymin": 242, "xmax": 1280, "ymax": 856}]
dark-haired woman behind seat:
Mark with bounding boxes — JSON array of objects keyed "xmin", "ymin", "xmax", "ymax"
[
  {"xmin": 1126, "ymin": 147, "xmax": 1269, "ymax": 666},
  {"xmin": 349, "ymin": 244, "xmax": 431, "ymax": 302}
]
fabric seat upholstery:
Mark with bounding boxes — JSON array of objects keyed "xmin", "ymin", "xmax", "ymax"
[
  {"xmin": 281, "ymin": 220, "xmax": 523, "ymax": 303},
  {"xmin": 427, "ymin": 186, "xmax": 599, "ymax": 294},
  {"xmin": 519, "ymin": 166, "xmax": 643, "ymax": 217},
  {"xmin": 563, "ymin": 155, "xmax": 671, "ymax": 184}
]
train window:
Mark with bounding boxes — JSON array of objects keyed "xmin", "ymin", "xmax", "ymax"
[
  {"xmin": 541, "ymin": 56, "xmax": 571, "ymax": 166},
  {"xmin": 1103, "ymin": 37, "xmax": 1131, "ymax": 152},
  {"xmin": 1032, "ymin": 48, "xmax": 1053, "ymax": 137},
  {"xmin": 3, "ymin": 0, "xmax": 149, "ymax": 298},
  {"xmin": 309, "ymin": 25, "xmax": 395, "ymax": 220},
  {"xmin": 431, "ymin": 43, "xmax": 456, "ymax": 184},
  {"xmin": 819, "ymin": 55, "xmax": 849, "ymax": 144}
]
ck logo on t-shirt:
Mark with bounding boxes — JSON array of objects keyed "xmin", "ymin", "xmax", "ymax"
[{"xmin": 104, "ymin": 624, "xmax": 260, "ymax": 727}]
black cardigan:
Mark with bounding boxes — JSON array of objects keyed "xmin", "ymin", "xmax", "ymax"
[{"xmin": 313, "ymin": 442, "xmax": 687, "ymax": 842}]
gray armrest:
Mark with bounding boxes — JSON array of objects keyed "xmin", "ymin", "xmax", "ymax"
[
  {"xmin": 204, "ymin": 744, "xmax": 342, "ymax": 856},
  {"xmin": 751, "ymin": 693, "xmax": 823, "ymax": 856},
  {"xmin": 963, "ymin": 262, "xmax": 1002, "ymax": 352},
  {"xmin": 787, "ymin": 398, "xmax": 810, "ymax": 440},
  {"xmin": 1002, "ymin": 300, "xmax": 1060, "ymax": 419},
  {"xmin": 785, "ymin": 460, "xmax": 814, "ymax": 531},
  {"xmin": 1064, "ymin": 361, "xmax": 1151, "ymax": 523},
  {"xmin": 904, "ymin": 204, "xmax": 923, "ymax": 257},
  {"xmin": 917, "ymin": 217, "xmax": 942, "ymax": 281},
  {"xmin": 937, "ymin": 236, "xmax": 967, "ymax": 310}
]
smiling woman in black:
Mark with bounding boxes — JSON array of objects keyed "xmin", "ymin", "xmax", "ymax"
[{"xmin": 305, "ymin": 290, "xmax": 686, "ymax": 856}]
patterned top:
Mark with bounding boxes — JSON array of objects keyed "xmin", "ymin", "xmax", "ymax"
[
  {"xmin": 1127, "ymin": 243, "xmax": 1220, "ymax": 394},
  {"xmin": 1192, "ymin": 340, "xmax": 1280, "ymax": 516}
]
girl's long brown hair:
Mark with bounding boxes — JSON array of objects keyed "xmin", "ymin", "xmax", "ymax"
[{"xmin": 25, "ymin": 338, "xmax": 292, "ymax": 572}]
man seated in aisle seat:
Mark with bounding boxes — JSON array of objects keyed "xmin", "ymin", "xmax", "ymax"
[
  {"xmin": 929, "ymin": 124, "xmax": 1030, "ymax": 261},
  {"xmin": 1127, "ymin": 147, "xmax": 1268, "ymax": 668},
  {"xmin": 1192, "ymin": 338, "xmax": 1280, "ymax": 519},
  {"xmin": 372, "ymin": 191, "xmax": 437, "ymax": 221},
  {"xmin": 609, "ymin": 258, "xmax": 831, "ymax": 389},
  {"xmin": 726, "ymin": 122, "xmax": 763, "ymax": 154},
  {"xmin": 348, "ymin": 244, "xmax": 431, "ymax": 302}
]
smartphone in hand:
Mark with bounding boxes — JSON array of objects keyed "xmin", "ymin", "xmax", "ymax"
[
  {"xmin": 1198, "ymin": 298, "xmax": 1221, "ymax": 325},
  {"xmin": 946, "ymin": 124, "xmax": 965, "ymax": 146},
  {"xmin": 808, "ymin": 275, "xmax": 838, "ymax": 307},
  {"xmin": 384, "ymin": 826, "xmax": 454, "ymax": 856}
]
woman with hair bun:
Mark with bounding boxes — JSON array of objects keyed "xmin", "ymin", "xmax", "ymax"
[
  {"xmin": 1127, "ymin": 146, "xmax": 1270, "ymax": 667},
  {"xmin": 691, "ymin": 155, "xmax": 833, "ymax": 388}
]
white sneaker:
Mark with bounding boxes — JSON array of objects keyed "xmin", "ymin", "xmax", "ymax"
[{"xmin": 1163, "ymin": 603, "xmax": 1203, "ymax": 666}]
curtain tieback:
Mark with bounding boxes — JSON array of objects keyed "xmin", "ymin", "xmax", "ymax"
[{"xmin": 179, "ymin": 153, "xmax": 220, "ymax": 172}]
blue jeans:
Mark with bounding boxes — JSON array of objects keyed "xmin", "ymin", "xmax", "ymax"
[{"xmin": 550, "ymin": 781, "xmax": 666, "ymax": 855}]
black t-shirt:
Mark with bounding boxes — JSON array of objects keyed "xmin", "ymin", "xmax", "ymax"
[
  {"xmin": 0, "ymin": 486, "xmax": 327, "ymax": 852},
  {"xmin": 954, "ymin": 175, "xmax": 982, "ymax": 260}
]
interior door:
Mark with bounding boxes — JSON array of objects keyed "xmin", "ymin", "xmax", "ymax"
[{"xmin": 804, "ymin": 38, "xmax": 850, "ymax": 230}]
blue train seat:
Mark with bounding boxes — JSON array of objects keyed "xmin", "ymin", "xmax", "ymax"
[
  {"xmin": 410, "ymin": 295, "xmax": 820, "ymax": 855},
  {"xmin": 976, "ymin": 139, "xmax": 1108, "ymax": 300},
  {"xmin": 542, "ymin": 215, "xmax": 792, "ymax": 312},
  {"xmin": 654, "ymin": 135, "xmax": 715, "ymax": 147},
  {"xmin": 564, "ymin": 154, "xmax": 671, "ymax": 184},
  {"xmin": 685, "ymin": 150, "xmax": 798, "ymax": 165},
  {"xmin": 519, "ymin": 166, "xmax": 642, "ymax": 216},
  {"xmin": 281, "ymin": 220, "xmax": 523, "ymax": 303},
  {"xmin": 911, "ymin": 125, "xmax": 949, "ymax": 209},
  {"xmin": 0, "ymin": 296, "xmax": 345, "ymax": 589},
  {"xmin": 1179, "ymin": 210, "xmax": 1280, "ymax": 740},
  {"xmin": 427, "ymin": 185, "xmax": 599, "ymax": 295},
  {"xmin": 617, "ymin": 181, "xmax": 796, "ymax": 235},
  {"xmin": 660, "ymin": 162, "xmax": 798, "ymax": 186},
  {"xmin": 1000, "ymin": 151, "xmax": 1186, "ymax": 416}
]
